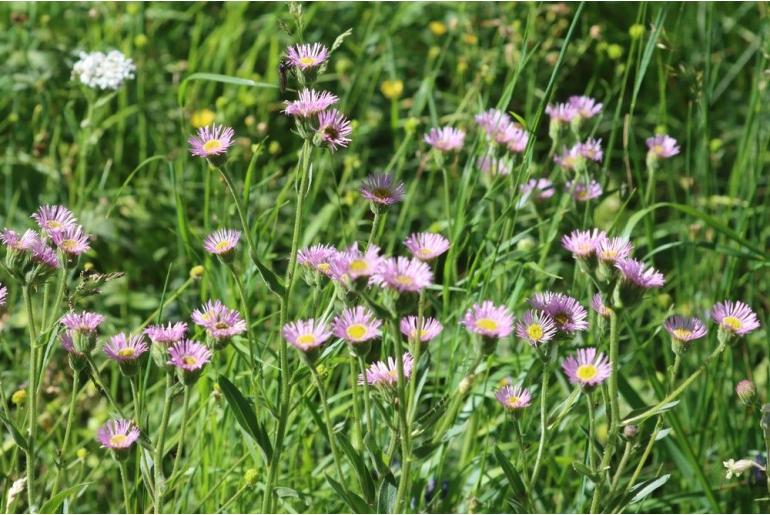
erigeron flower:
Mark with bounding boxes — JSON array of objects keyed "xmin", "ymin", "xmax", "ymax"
[{"xmin": 188, "ymin": 125, "xmax": 235, "ymax": 158}]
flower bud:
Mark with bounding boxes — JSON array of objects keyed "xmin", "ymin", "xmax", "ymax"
[{"xmin": 736, "ymin": 380, "xmax": 756, "ymax": 406}]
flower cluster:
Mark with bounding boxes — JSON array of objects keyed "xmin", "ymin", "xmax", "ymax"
[{"xmin": 72, "ymin": 50, "xmax": 135, "ymax": 90}]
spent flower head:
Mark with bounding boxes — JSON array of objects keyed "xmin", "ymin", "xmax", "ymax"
[{"xmin": 316, "ymin": 109, "xmax": 352, "ymax": 151}]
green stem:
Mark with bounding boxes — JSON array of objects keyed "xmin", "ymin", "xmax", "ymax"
[
  {"xmin": 51, "ymin": 370, "xmax": 79, "ymax": 499},
  {"xmin": 23, "ymin": 285, "xmax": 38, "ymax": 511},
  {"xmin": 170, "ymin": 386, "xmax": 192, "ymax": 486},
  {"xmin": 119, "ymin": 460, "xmax": 132, "ymax": 514},
  {"xmin": 349, "ymin": 354, "xmax": 364, "ymax": 449},
  {"xmin": 587, "ymin": 392, "xmax": 597, "ymax": 471},
  {"xmin": 231, "ymin": 268, "xmax": 257, "ymax": 370},
  {"xmin": 513, "ymin": 418, "xmax": 533, "ymax": 512},
  {"xmin": 609, "ymin": 441, "xmax": 632, "ymax": 493},
  {"xmin": 154, "ymin": 373, "xmax": 174, "ymax": 514},
  {"xmin": 366, "ymin": 208, "xmax": 381, "ymax": 249},
  {"xmin": 407, "ymin": 294, "xmax": 425, "ymax": 426},
  {"xmin": 310, "ymin": 366, "xmax": 345, "ymax": 481},
  {"xmin": 391, "ymin": 321, "xmax": 411, "ymax": 513},
  {"xmin": 530, "ymin": 355, "xmax": 551, "ymax": 486},
  {"xmin": 357, "ymin": 355, "xmax": 372, "ymax": 436}
]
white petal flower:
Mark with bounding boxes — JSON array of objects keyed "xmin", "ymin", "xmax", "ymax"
[{"xmin": 722, "ymin": 458, "xmax": 764, "ymax": 479}]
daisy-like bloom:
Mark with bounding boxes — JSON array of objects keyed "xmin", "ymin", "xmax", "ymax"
[
  {"xmin": 503, "ymin": 125, "xmax": 530, "ymax": 153},
  {"xmin": 32, "ymin": 205, "xmax": 77, "ymax": 235},
  {"xmin": 663, "ymin": 316, "xmax": 708, "ymax": 343},
  {"xmin": 297, "ymin": 243, "xmax": 338, "ymax": 276},
  {"xmin": 28, "ymin": 238, "xmax": 60, "ymax": 268},
  {"xmin": 203, "ymin": 229, "xmax": 241, "ymax": 256},
  {"xmin": 515, "ymin": 310, "xmax": 557, "ymax": 346},
  {"xmin": 282, "ymin": 319, "xmax": 332, "ymax": 352},
  {"xmin": 51, "ymin": 225, "xmax": 91, "ymax": 256},
  {"xmin": 332, "ymin": 306, "xmax": 382, "ymax": 343},
  {"xmin": 554, "ymin": 145, "xmax": 584, "ymax": 171},
  {"xmin": 359, "ymin": 174, "xmax": 406, "ymax": 206},
  {"xmin": 568, "ymin": 95, "xmax": 603, "ymax": 119},
  {"xmin": 1, "ymin": 229, "xmax": 39, "ymax": 253},
  {"xmin": 404, "ymin": 232, "xmax": 450, "ymax": 261},
  {"xmin": 61, "ymin": 311, "xmax": 105, "ymax": 333},
  {"xmin": 545, "ymin": 102, "xmax": 578, "ymax": 124},
  {"xmin": 168, "ymin": 339, "xmax": 213, "ymax": 371},
  {"xmin": 188, "ymin": 124, "xmax": 235, "ymax": 158},
  {"xmin": 477, "ymin": 156, "xmax": 511, "ymax": 176},
  {"xmin": 371, "ymin": 256, "xmax": 433, "ymax": 293},
  {"xmin": 144, "ymin": 322, "xmax": 188, "ymax": 345},
  {"xmin": 711, "ymin": 300, "xmax": 760, "ymax": 336},
  {"xmin": 284, "ymin": 89, "xmax": 338, "ymax": 118},
  {"xmin": 596, "ymin": 237, "xmax": 633, "ymax": 263},
  {"xmin": 460, "ymin": 301, "xmax": 514, "ymax": 338},
  {"xmin": 97, "ymin": 419, "xmax": 140, "ymax": 451},
  {"xmin": 591, "ymin": 294, "xmax": 613, "ymax": 318},
  {"xmin": 285, "ymin": 43, "xmax": 330, "ymax": 70},
  {"xmin": 518, "ymin": 178, "xmax": 555, "ymax": 206},
  {"xmin": 475, "ymin": 109, "xmax": 512, "ymax": 140},
  {"xmin": 72, "ymin": 50, "xmax": 135, "ymax": 90},
  {"xmin": 562, "ymin": 347, "xmax": 612, "ymax": 388},
  {"xmin": 191, "ymin": 300, "xmax": 247, "ymax": 341},
  {"xmin": 615, "ymin": 258, "xmax": 665, "ymax": 289},
  {"xmin": 579, "ymin": 138, "xmax": 603, "ymax": 162},
  {"xmin": 400, "ymin": 316, "xmax": 443, "ymax": 343},
  {"xmin": 561, "ymin": 228, "xmax": 606, "ymax": 259},
  {"xmin": 529, "ymin": 292, "xmax": 589, "ymax": 333},
  {"xmin": 329, "ymin": 243, "xmax": 381, "ymax": 282},
  {"xmin": 358, "ymin": 353, "xmax": 414, "ymax": 388},
  {"xmin": 316, "ymin": 109, "xmax": 352, "ymax": 151},
  {"xmin": 566, "ymin": 179, "xmax": 603, "ymax": 202},
  {"xmin": 495, "ymin": 384, "xmax": 532, "ymax": 410},
  {"xmin": 103, "ymin": 333, "xmax": 149, "ymax": 362},
  {"xmin": 646, "ymin": 135, "xmax": 680, "ymax": 159},
  {"xmin": 424, "ymin": 127, "xmax": 465, "ymax": 152}
]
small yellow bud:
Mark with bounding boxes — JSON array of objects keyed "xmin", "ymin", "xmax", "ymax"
[
  {"xmin": 133, "ymin": 34, "xmax": 149, "ymax": 49},
  {"xmin": 215, "ymin": 97, "xmax": 227, "ymax": 110},
  {"xmin": 403, "ymin": 117, "xmax": 420, "ymax": 134},
  {"xmin": 457, "ymin": 59, "xmax": 468, "ymax": 74},
  {"xmin": 268, "ymin": 141, "xmax": 281, "ymax": 155},
  {"xmin": 709, "ymin": 138, "xmax": 723, "ymax": 152},
  {"xmin": 243, "ymin": 115, "xmax": 255, "ymax": 127},
  {"xmin": 191, "ymin": 109, "xmax": 216, "ymax": 129},
  {"xmin": 428, "ymin": 21, "xmax": 447, "ymax": 37},
  {"xmin": 654, "ymin": 124, "xmax": 668, "ymax": 135},
  {"xmin": 463, "ymin": 33, "xmax": 478, "ymax": 45},
  {"xmin": 380, "ymin": 80, "xmax": 404, "ymax": 100},
  {"xmin": 126, "ymin": 3, "xmax": 140, "ymax": 15},
  {"xmin": 629, "ymin": 24, "xmax": 645, "ymax": 40},
  {"xmin": 11, "ymin": 389, "xmax": 26, "ymax": 406},
  {"xmin": 335, "ymin": 58, "xmax": 352, "ymax": 75},
  {"xmin": 189, "ymin": 265, "xmax": 205, "ymax": 279},
  {"xmin": 244, "ymin": 468, "xmax": 258, "ymax": 485},
  {"xmin": 76, "ymin": 448, "xmax": 88, "ymax": 460},
  {"xmin": 607, "ymin": 44, "xmax": 624, "ymax": 60},
  {"xmin": 428, "ymin": 46, "xmax": 441, "ymax": 60}
]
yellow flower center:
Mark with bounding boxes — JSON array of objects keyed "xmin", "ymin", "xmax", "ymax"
[
  {"xmin": 395, "ymin": 274, "xmax": 413, "ymax": 286},
  {"xmin": 299, "ymin": 56, "xmax": 317, "ymax": 66},
  {"xmin": 317, "ymin": 262, "xmax": 330, "ymax": 273},
  {"xmin": 349, "ymin": 259, "xmax": 368, "ymax": 273},
  {"xmin": 346, "ymin": 324, "xmax": 368, "ymax": 340},
  {"xmin": 46, "ymin": 220, "xmax": 62, "ymax": 229},
  {"xmin": 672, "ymin": 328, "xmax": 692, "ymax": 340},
  {"xmin": 372, "ymin": 187, "xmax": 391, "ymax": 200},
  {"xmin": 388, "ymin": 369, "xmax": 398, "ymax": 379},
  {"xmin": 109, "ymin": 434, "xmax": 127, "ymax": 446},
  {"xmin": 203, "ymin": 139, "xmax": 222, "ymax": 153},
  {"xmin": 296, "ymin": 334, "xmax": 316, "ymax": 347},
  {"xmin": 61, "ymin": 239, "xmax": 78, "ymax": 252},
  {"xmin": 527, "ymin": 324, "xmax": 544, "ymax": 341},
  {"xmin": 505, "ymin": 395, "xmax": 520, "ymax": 407},
  {"xmin": 555, "ymin": 313, "xmax": 569, "ymax": 326},
  {"xmin": 722, "ymin": 316, "xmax": 742, "ymax": 331},
  {"xmin": 117, "ymin": 348, "xmax": 136, "ymax": 358},
  {"xmin": 417, "ymin": 248, "xmax": 433, "ymax": 258},
  {"xmin": 183, "ymin": 356, "xmax": 198, "ymax": 366},
  {"xmin": 475, "ymin": 318, "xmax": 498, "ymax": 332},
  {"xmin": 577, "ymin": 191, "xmax": 588, "ymax": 200},
  {"xmin": 214, "ymin": 321, "xmax": 229, "ymax": 330},
  {"xmin": 214, "ymin": 240, "xmax": 232, "ymax": 252},
  {"xmin": 576, "ymin": 364, "xmax": 598, "ymax": 381},
  {"xmin": 602, "ymin": 249, "xmax": 617, "ymax": 259},
  {"xmin": 653, "ymin": 144, "xmax": 663, "ymax": 154}
]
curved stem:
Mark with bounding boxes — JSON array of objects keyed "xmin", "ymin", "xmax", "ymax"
[
  {"xmin": 51, "ymin": 370, "xmax": 79, "ymax": 498},
  {"xmin": 119, "ymin": 460, "xmax": 132, "ymax": 514},
  {"xmin": 170, "ymin": 386, "xmax": 192, "ymax": 486},
  {"xmin": 154, "ymin": 373, "xmax": 174, "ymax": 514},
  {"xmin": 309, "ymin": 366, "xmax": 344, "ymax": 481},
  {"xmin": 23, "ymin": 285, "xmax": 38, "ymax": 511}
]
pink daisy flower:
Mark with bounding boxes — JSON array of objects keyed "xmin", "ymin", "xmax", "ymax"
[
  {"xmin": 60, "ymin": 311, "xmax": 105, "ymax": 334},
  {"xmin": 404, "ymin": 232, "xmax": 450, "ymax": 261},
  {"xmin": 60, "ymin": 331, "xmax": 82, "ymax": 356},
  {"xmin": 1, "ymin": 229, "xmax": 38, "ymax": 251},
  {"xmin": 360, "ymin": 174, "xmax": 405, "ymax": 206},
  {"xmin": 167, "ymin": 339, "xmax": 212, "ymax": 371},
  {"xmin": 477, "ymin": 156, "xmax": 511, "ymax": 176},
  {"xmin": 285, "ymin": 43, "xmax": 330, "ymax": 70},
  {"xmin": 297, "ymin": 244, "xmax": 338, "ymax": 276},
  {"xmin": 615, "ymin": 258, "xmax": 665, "ymax": 289},
  {"xmin": 591, "ymin": 294, "xmax": 613, "ymax": 318},
  {"xmin": 711, "ymin": 301, "xmax": 760, "ymax": 336},
  {"xmin": 284, "ymin": 89, "xmax": 338, "ymax": 118},
  {"xmin": 103, "ymin": 333, "xmax": 149, "ymax": 362},
  {"xmin": 596, "ymin": 237, "xmax": 633, "ymax": 263},
  {"xmin": 561, "ymin": 228, "xmax": 606, "ymax": 259},
  {"xmin": 328, "ymin": 243, "xmax": 382, "ymax": 283},
  {"xmin": 332, "ymin": 306, "xmax": 382, "ymax": 343},
  {"xmin": 460, "ymin": 301, "xmax": 514, "ymax": 338},
  {"xmin": 554, "ymin": 144, "xmax": 584, "ymax": 171},
  {"xmin": 51, "ymin": 225, "xmax": 91, "ymax": 256},
  {"xmin": 203, "ymin": 229, "xmax": 241, "ymax": 256},
  {"xmin": 283, "ymin": 319, "xmax": 332, "ymax": 352},
  {"xmin": 519, "ymin": 178, "xmax": 555, "ymax": 206},
  {"xmin": 97, "ymin": 419, "xmax": 140, "ymax": 451},
  {"xmin": 568, "ymin": 95, "xmax": 603, "ymax": 119},
  {"xmin": 503, "ymin": 125, "xmax": 530, "ymax": 153},
  {"xmin": 529, "ymin": 292, "xmax": 588, "ymax": 333},
  {"xmin": 475, "ymin": 109, "xmax": 512, "ymax": 140},
  {"xmin": 188, "ymin": 124, "xmax": 235, "ymax": 158},
  {"xmin": 562, "ymin": 347, "xmax": 612, "ymax": 388},
  {"xmin": 370, "ymin": 256, "xmax": 433, "ymax": 293},
  {"xmin": 646, "ymin": 135, "xmax": 680, "ymax": 159},
  {"xmin": 191, "ymin": 300, "xmax": 247, "ymax": 340},
  {"xmin": 495, "ymin": 384, "xmax": 532, "ymax": 410},
  {"xmin": 316, "ymin": 109, "xmax": 352, "ymax": 151},
  {"xmin": 545, "ymin": 102, "xmax": 578, "ymax": 124},
  {"xmin": 566, "ymin": 179, "xmax": 603, "ymax": 202},
  {"xmin": 144, "ymin": 322, "xmax": 188, "ymax": 345},
  {"xmin": 32, "ymin": 205, "xmax": 77, "ymax": 235},
  {"xmin": 29, "ymin": 238, "xmax": 60, "ymax": 268},
  {"xmin": 358, "ymin": 352, "xmax": 414, "ymax": 388},
  {"xmin": 424, "ymin": 127, "xmax": 465, "ymax": 152},
  {"xmin": 663, "ymin": 316, "xmax": 708, "ymax": 343},
  {"xmin": 400, "ymin": 316, "xmax": 443, "ymax": 342},
  {"xmin": 578, "ymin": 138, "xmax": 603, "ymax": 162},
  {"xmin": 515, "ymin": 310, "xmax": 557, "ymax": 346}
]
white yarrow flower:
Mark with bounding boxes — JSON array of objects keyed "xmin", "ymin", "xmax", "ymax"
[{"xmin": 72, "ymin": 50, "xmax": 136, "ymax": 90}]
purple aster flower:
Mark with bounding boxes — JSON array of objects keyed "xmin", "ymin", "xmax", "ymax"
[
  {"xmin": 646, "ymin": 135, "xmax": 680, "ymax": 159},
  {"xmin": 566, "ymin": 179, "xmax": 603, "ymax": 202},
  {"xmin": 328, "ymin": 243, "xmax": 382, "ymax": 283},
  {"xmin": 203, "ymin": 229, "xmax": 241, "ymax": 256},
  {"xmin": 518, "ymin": 178, "xmax": 555, "ymax": 207},
  {"xmin": 1, "ymin": 229, "xmax": 39, "ymax": 252},
  {"xmin": 60, "ymin": 311, "xmax": 105, "ymax": 334},
  {"xmin": 370, "ymin": 256, "xmax": 433, "ymax": 293},
  {"xmin": 404, "ymin": 232, "xmax": 450, "ymax": 261},
  {"xmin": 167, "ymin": 339, "xmax": 212, "ymax": 371},
  {"xmin": 358, "ymin": 352, "xmax": 414, "ymax": 388},
  {"xmin": 460, "ymin": 301, "xmax": 514, "ymax": 338},
  {"xmin": 615, "ymin": 258, "xmax": 665, "ymax": 289},
  {"xmin": 477, "ymin": 156, "xmax": 511, "ymax": 176},
  {"xmin": 316, "ymin": 109, "xmax": 352, "ymax": 151},
  {"xmin": 297, "ymin": 243, "xmax": 338, "ymax": 276},
  {"xmin": 332, "ymin": 306, "xmax": 382, "ymax": 343},
  {"xmin": 561, "ymin": 228, "xmax": 606, "ymax": 259},
  {"xmin": 103, "ymin": 333, "xmax": 149, "ymax": 362},
  {"xmin": 51, "ymin": 225, "xmax": 91, "ymax": 256},
  {"xmin": 188, "ymin": 124, "xmax": 235, "ymax": 158},
  {"xmin": 711, "ymin": 301, "xmax": 760, "ymax": 336},
  {"xmin": 562, "ymin": 347, "xmax": 612, "ymax": 388},
  {"xmin": 400, "ymin": 316, "xmax": 443, "ymax": 342},
  {"xmin": 424, "ymin": 126, "xmax": 465, "ymax": 152},
  {"xmin": 529, "ymin": 292, "xmax": 588, "ymax": 333},
  {"xmin": 554, "ymin": 144, "xmax": 584, "ymax": 171},
  {"xmin": 515, "ymin": 310, "xmax": 557, "ymax": 347},
  {"xmin": 495, "ymin": 384, "xmax": 532, "ymax": 410},
  {"xmin": 663, "ymin": 316, "xmax": 708, "ymax": 343},
  {"xmin": 60, "ymin": 331, "xmax": 82, "ymax": 355},
  {"xmin": 568, "ymin": 95, "xmax": 603, "ymax": 119},
  {"xmin": 503, "ymin": 125, "xmax": 530, "ymax": 153},
  {"xmin": 144, "ymin": 322, "xmax": 188, "ymax": 345},
  {"xmin": 191, "ymin": 300, "xmax": 247, "ymax": 341},
  {"xmin": 579, "ymin": 138, "xmax": 603, "ymax": 162},
  {"xmin": 284, "ymin": 89, "xmax": 338, "ymax": 118},
  {"xmin": 285, "ymin": 43, "xmax": 330, "ymax": 70},
  {"xmin": 596, "ymin": 237, "xmax": 633, "ymax": 263},
  {"xmin": 97, "ymin": 419, "xmax": 140, "ymax": 451},
  {"xmin": 545, "ymin": 102, "xmax": 578, "ymax": 124},
  {"xmin": 283, "ymin": 319, "xmax": 332, "ymax": 352},
  {"xmin": 591, "ymin": 294, "xmax": 613, "ymax": 318},
  {"xmin": 360, "ymin": 174, "xmax": 405, "ymax": 206},
  {"xmin": 32, "ymin": 205, "xmax": 77, "ymax": 235},
  {"xmin": 475, "ymin": 109, "xmax": 512, "ymax": 140}
]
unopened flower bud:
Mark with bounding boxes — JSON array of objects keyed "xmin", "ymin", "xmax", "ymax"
[
  {"xmin": 622, "ymin": 424, "xmax": 639, "ymax": 441},
  {"xmin": 736, "ymin": 380, "xmax": 756, "ymax": 405}
]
